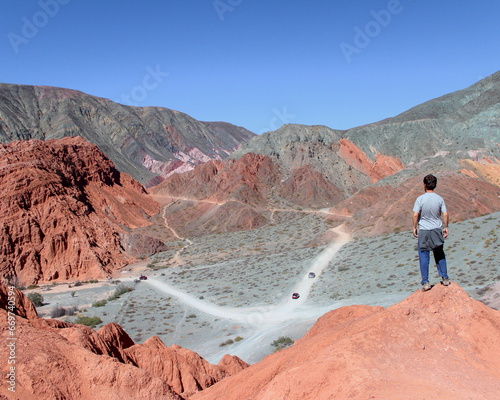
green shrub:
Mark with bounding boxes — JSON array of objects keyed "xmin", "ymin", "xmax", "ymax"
[
  {"xmin": 108, "ymin": 284, "xmax": 133, "ymax": 301},
  {"xmin": 75, "ymin": 316, "xmax": 102, "ymax": 328},
  {"xmin": 74, "ymin": 281, "xmax": 82, "ymax": 287},
  {"xmin": 27, "ymin": 284, "xmax": 39, "ymax": 290},
  {"xmin": 27, "ymin": 292, "xmax": 44, "ymax": 307},
  {"xmin": 92, "ymin": 299, "xmax": 107, "ymax": 307},
  {"xmin": 234, "ymin": 336, "xmax": 244, "ymax": 342},
  {"xmin": 271, "ymin": 336, "xmax": 294, "ymax": 351}
]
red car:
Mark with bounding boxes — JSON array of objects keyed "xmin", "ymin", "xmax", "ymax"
[
  {"xmin": 292, "ymin": 293, "xmax": 300, "ymax": 299},
  {"xmin": 139, "ymin": 275, "xmax": 147, "ymax": 280}
]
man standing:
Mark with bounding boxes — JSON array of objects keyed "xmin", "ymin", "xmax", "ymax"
[{"xmin": 412, "ymin": 174, "xmax": 451, "ymax": 291}]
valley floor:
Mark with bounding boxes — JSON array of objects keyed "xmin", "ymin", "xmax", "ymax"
[{"xmin": 31, "ymin": 211, "xmax": 500, "ymax": 364}]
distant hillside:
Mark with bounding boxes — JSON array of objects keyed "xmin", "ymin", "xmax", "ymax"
[
  {"xmin": 149, "ymin": 152, "xmax": 346, "ymax": 237},
  {"xmin": 156, "ymin": 72, "xmax": 500, "ymax": 238},
  {"xmin": 0, "ymin": 84, "xmax": 255, "ymax": 184},
  {"xmin": 232, "ymin": 71, "xmax": 500, "ymax": 190},
  {"xmin": 345, "ymin": 70, "xmax": 500, "ymax": 163}
]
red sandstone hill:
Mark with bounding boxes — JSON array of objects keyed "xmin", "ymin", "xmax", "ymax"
[
  {"xmin": 0, "ymin": 284, "xmax": 248, "ymax": 399},
  {"xmin": 329, "ymin": 170, "xmax": 500, "ymax": 237},
  {"xmin": 192, "ymin": 283, "xmax": 500, "ymax": 400},
  {"xmin": 149, "ymin": 152, "xmax": 345, "ymax": 237},
  {"xmin": 0, "ymin": 137, "xmax": 160, "ymax": 285}
]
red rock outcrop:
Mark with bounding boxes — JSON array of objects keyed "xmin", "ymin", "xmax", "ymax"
[
  {"xmin": 279, "ymin": 165, "xmax": 345, "ymax": 208},
  {"xmin": 192, "ymin": 283, "xmax": 500, "ymax": 400},
  {"xmin": 330, "ymin": 171, "xmax": 500, "ymax": 237},
  {"xmin": 0, "ymin": 284, "xmax": 248, "ymax": 399},
  {"xmin": 0, "ymin": 137, "xmax": 160, "ymax": 285},
  {"xmin": 459, "ymin": 158, "xmax": 500, "ymax": 187},
  {"xmin": 338, "ymin": 138, "xmax": 404, "ymax": 183},
  {"xmin": 149, "ymin": 153, "xmax": 345, "ymax": 237},
  {"xmin": 151, "ymin": 153, "xmax": 280, "ymax": 206},
  {"xmin": 124, "ymin": 338, "xmax": 249, "ymax": 397}
]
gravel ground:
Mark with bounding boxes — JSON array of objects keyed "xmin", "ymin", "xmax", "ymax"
[{"xmin": 29, "ymin": 210, "xmax": 500, "ymax": 364}]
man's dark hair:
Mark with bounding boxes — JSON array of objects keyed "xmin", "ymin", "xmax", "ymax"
[{"xmin": 423, "ymin": 174, "xmax": 437, "ymax": 190}]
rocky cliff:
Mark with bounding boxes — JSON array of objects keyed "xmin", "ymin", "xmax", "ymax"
[
  {"xmin": 0, "ymin": 284, "xmax": 248, "ymax": 399},
  {"xmin": 0, "ymin": 137, "xmax": 160, "ymax": 285},
  {"xmin": 0, "ymin": 83, "xmax": 255, "ymax": 184}
]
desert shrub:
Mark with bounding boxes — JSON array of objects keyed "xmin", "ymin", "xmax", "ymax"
[
  {"xmin": 187, "ymin": 314, "xmax": 197, "ymax": 319},
  {"xmin": 92, "ymin": 299, "xmax": 107, "ymax": 307},
  {"xmin": 50, "ymin": 306, "xmax": 67, "ymax": 318},
  {"xmin": 75, "ymin": 316, "xmax": 102, "ymax": 328},
  {"xmin": 271, "ymin": 336, "xmax": 294, "ymax": 351},
  {"xmin": 50, "ymin": 306, "xmax": 78, "ymax": 318},
  {"xmin": 476, "ymin": 285, "xmax": 492, "ymax": 296},
  {"xmin": 27, "ymin": 284, "xmax": 39, "ymax": 290},
  {"xmin": 234, "ymin": 336, "xmax": 244, "ymax": 342},
  {"xmin": 27, "ymin": 292, "xmax": 44, "ymax": 307},
  {"xmin": 74, "ymin": 281, "xmax": 82, "ymax": 287},
  {"xmin": 66, "ymin": 306, "xmax": 78, "ymax": 316},
  {"xmin": 108, "ymin": 284, "xmax": 133, "ymax": 301},
  {"xmin": 71, "ymin": 291, "xmax": 76, "ymax": 297},
  {"xmin": 219, "ymin": 339, "xmax": 234, "ymax": 347}
]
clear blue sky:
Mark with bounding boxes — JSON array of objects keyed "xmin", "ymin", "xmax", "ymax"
[{"xmin": 2, "ymin": 0, "xmax": 500, "ymax": 134}]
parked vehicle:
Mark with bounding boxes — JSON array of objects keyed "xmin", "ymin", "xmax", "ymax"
[
  {"xmin": 292, "ymin": 293, "xmax": 300, "ymax": 299},
  {"xmin": 308, "ymin": 272, "xmax": 316, "ymax": 278},
  {"xmin": 139, "ymin": 275, "xmax": 148, "ymax": 280}
]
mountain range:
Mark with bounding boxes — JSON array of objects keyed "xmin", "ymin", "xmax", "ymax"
[
  {"xmin": 151, "ymin": 71, "xmax": 500, "ymax": 239},
  {"xmin": 0, "ymin": 83, "xmax": 255, "ymax": 185}
]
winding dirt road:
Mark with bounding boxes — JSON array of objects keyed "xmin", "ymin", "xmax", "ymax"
[{"xmin": 144, "ymin": 216, "xmax": 351, "ymax": 362}]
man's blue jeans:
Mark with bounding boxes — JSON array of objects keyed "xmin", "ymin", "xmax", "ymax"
[{"xmin": 418, "ymin": 241, "xmax": 448, "ymax": 285}]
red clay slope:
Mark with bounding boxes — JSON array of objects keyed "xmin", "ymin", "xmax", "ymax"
[
  {"xmin": 0, "ymin": 284, "xmax": 248, "ymax": 399},
  {"xmin": 192, "ymin": 283, "xmax": 500, "ymax": 400},
  {"xmin": 329, "ymin": 171, "xmax": 500, "ymax": 237},
  {"xmin": 0, "ymin": 137, "xmax": 160, "ymax": 285},
  {"xmin": 149, "ymin": 153, "xmax": 345, "ymax": 237}
]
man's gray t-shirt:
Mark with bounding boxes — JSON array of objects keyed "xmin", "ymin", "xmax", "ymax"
[{"xmin": 413, "ymin": 192, "xmax": 447, "ymax": 230}]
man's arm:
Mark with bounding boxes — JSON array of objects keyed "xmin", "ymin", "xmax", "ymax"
[
  {"xmin": 442, "ymin": 211, "xmax": 449, "ymax": 238},
  {"xmin": 412, "ymin": 212, "xmax": 419, "ymax": 238}
]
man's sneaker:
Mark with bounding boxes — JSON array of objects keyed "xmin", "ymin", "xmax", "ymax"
[
  {"xmin": 441, "ymin": 278, "xmax": 451, "ymax": 286},
  {"xmin": 421, "ymin": 282, "xmax": 431, "ymax": 292}
]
